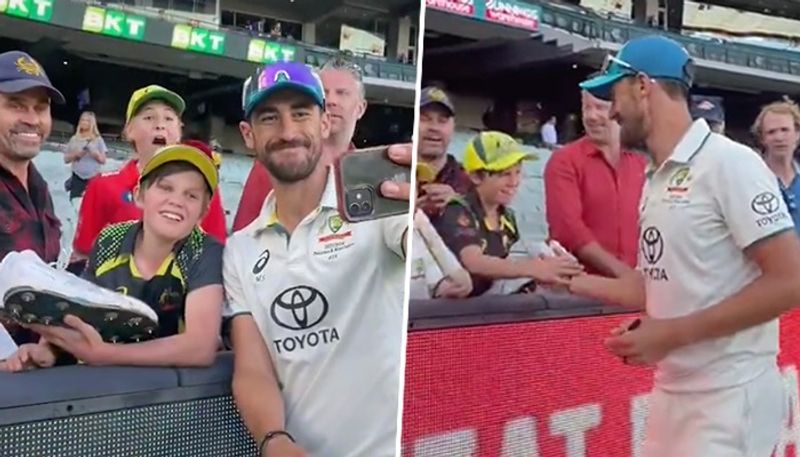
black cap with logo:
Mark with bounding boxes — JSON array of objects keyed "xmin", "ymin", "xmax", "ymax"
[
  {"xmin": 419, "ymin": 86, "xmax": 455, "ymax": 116},
  {"xmin": 690, "ymin": 95, "xmax": 724, "ymax": 124},
  {"xmin": 0, "ymin": 51, "xmax": 65, "ymax": 104}
]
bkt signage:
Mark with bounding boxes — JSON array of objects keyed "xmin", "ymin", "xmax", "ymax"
[
  {"xmin": 82, "ymin": 7, "xmax": 146, "ymax": 41},
  {"xmin": 171, "ymin": 25, "xmax": 226, "ymax": 56},
  {"xmin": 0, "ymin": 0, "xmax": 53, "ymax": 22}
]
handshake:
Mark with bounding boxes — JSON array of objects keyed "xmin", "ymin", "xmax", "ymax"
[{"xmin": 523, "ymin": 240, "xmax": 585, "ymax": 288}]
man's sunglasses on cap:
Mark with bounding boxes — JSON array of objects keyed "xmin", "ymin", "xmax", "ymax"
[
  {"xmin": 241, "ymin": 63, "xmax": 325, "ymax": 117},
  {"xmin": 600, "ymin": 54, "xmax": 641, "ymax": 77},
  {"xmin": 599, "ymin": 52, "xmax": 694, "ymax": 87}
]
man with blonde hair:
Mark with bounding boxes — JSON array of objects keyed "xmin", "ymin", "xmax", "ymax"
[{"xmin": 752, "ymin": 97, "xmax": 800, "ymax": 230}]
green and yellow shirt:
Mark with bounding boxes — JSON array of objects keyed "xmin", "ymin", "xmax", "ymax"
[
  {"xmin": 434, "ymin": 190, "xmax": 520, "ymax": 296},
  {"xmin": 83, "ymin": 221, "xmax": 223, "ymax": 337}
]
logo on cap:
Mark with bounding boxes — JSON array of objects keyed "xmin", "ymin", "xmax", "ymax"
[
  {"xmin": 15, "ymin": 57, "xmax": 43, "ymax": 77},
  {"xmin": 429, "ymin": 88, "xmax": 446, "ymax": 102},
  {"xmin": 274, "ymin": 70, "xmax": 290, "ymax": 82},
  {"xmin": 697, "ymin": 100, "xmax": 715, "ymax": 111}
]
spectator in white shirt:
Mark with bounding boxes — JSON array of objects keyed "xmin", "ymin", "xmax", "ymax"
[{"xmin": 541, "ymin": 115, "xmax": 558, "ymax": 147}]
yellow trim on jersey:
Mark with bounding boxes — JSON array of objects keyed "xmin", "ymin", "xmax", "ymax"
[
  {"xmin": 97, "ymin": 253, "xmax": 185, "ymax": 287},
  {"xmin": 95, "ymin": 255, "xmax": 129, "ymax": 278},
  {"xmin": 500, "ymin": 214, "xmax": 517, "ymax": 235},
  {"xmin": 128, "ymin": 253, "xmax": 177, "ymax": 279},
  {"xmin": 266, "ymin": 207, "xmax": 279, "ymax": 227},
  {"xmin": 482, "ymin": 214, "xmax": 517, "ymax": 234}
]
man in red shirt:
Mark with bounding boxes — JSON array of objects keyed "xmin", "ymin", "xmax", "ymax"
[
  {"xmin": 71, "ymin": 85, "xmax": 227, "ymax": 267},
  {"xmin": 232, "ymin": 56, "xmax": 366, "ymax": 231},
  {"xmin": 544, "ymin": 87, "xmax": 646, "ymax": 277}
]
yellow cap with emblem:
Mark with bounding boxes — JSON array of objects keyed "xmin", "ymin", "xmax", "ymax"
[
  {"xmin": 126, "ymin": 85, "xmax": 186, "ymax": 123},
  {"xmin": 140, "ymin": 144, "xmax": 218, "ymax": 192},
  {"xmin": 462, "ymin": 131, "xmax": 538, "ymax": 173}
]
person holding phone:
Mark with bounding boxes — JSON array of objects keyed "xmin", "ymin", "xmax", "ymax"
[
  {"xmin": 223, "ymin": 62, "xmax": 408, "ymax": 457},
  {"xmin": 63, "ymin": 111, "xmax": 107, "ymax": 207},
  {"xmin": 232, "ymin": 55, "xmax": 368, "ymax": 232}
]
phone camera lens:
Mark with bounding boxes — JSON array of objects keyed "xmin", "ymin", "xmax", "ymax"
[
  {"xmin": 349, "ymin": 203, "xmax": 360, "ymax": 214},
  {"xmin": 361, "ymin": 201, "xmax": 372, "ymax": 214}
]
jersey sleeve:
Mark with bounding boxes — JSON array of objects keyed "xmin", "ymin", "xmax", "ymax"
[
  {"xmin": 382, "ymin": 214, "xmax": 408, "ymax": 259},
  {"xmin": 221, "ymin": 240, "xmax": 251, "ymax": 318},
  {"xmin": 186, "ymin": 238, "xmax": 224, "ymax": 292},
  {"xmin": 715, "ymin": 146, "xmax": 795, "ymax": 249},
  {"xmin": 435, "ymin": 203, "xmax": 482, "ymax": 256}
]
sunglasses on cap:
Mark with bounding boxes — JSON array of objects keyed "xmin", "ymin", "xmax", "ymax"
[
  {"xmin": 600, "ymin": 53, "xmax": 695, "ymax": 87},
  {"xmin": 241, "ymin": 63, "xmax": 325, "ymax": 115},
  {"xmin": 600, "ymin": 54, "xmax": 644, "ymax": 77}
]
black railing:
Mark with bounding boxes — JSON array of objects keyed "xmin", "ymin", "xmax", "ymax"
[{"xmin": 0, "ymin": 352, "xmax": 255, "ymax": 457}]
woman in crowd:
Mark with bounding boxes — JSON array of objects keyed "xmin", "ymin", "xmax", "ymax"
[{"xmin": 63, "ymin": 111, "xmax": 107, "ymax": 207}]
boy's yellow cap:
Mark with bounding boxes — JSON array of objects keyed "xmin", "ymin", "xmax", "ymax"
[
  {"xmin": 463, "ymin": 131, "xmax": 538, "ymax": 173},
  {"xmin": 126, "ymin": 85, "xmax": 185, "ymax": 122},
  {"xmin": 140, "ymin": 144, "xmax": 218, "ymax": 192}
]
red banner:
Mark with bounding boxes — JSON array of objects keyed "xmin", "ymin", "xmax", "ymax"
[
  {"xmin": 484, "ymin": 0, "xmax": 541, "ymax": 31},
  {"xmin": 425, "ymin": 0, "xmax": 476, "ymax": 17},
  {"xmin": 402, "ymin": 311, "xmax": 800, "ymax": 456}
]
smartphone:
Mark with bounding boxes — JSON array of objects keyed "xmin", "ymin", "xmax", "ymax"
[{"xmin": 334, "ymin": 146, "xmax": 410, "ymax": 222}]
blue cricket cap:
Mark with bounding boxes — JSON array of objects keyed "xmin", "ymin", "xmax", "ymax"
[
  {"xmin": 580, "ymin": 35, "xmax": 693, "ymax": 100},
  {"xmin": 242, "ymin": 62, "xmax": 325, "ymax": 118}
]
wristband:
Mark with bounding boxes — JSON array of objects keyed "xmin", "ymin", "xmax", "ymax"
[{"xmin": 259, "ymin": 430, "xmax": 295, "ymax": 456}]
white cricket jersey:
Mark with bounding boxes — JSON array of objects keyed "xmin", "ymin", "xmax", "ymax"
[
  {"xmin": 223, "ymin": 170, "xmax": 407, "ymax": 456},
  {"xmin": 640, "ymin": 119, "xmax": 794, "ymax": 392}
]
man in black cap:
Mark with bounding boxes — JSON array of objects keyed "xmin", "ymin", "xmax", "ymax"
[
  {"xmin": 416, "ymin": 86, "xmax": 472, "ymax": 221},
  {"xmin": 0, "ymin": 50, "xmax": 65, "ymax": 343},
  {"xmin": 690, "ymin": 95, "xmax": 725, "ymax": 134}
]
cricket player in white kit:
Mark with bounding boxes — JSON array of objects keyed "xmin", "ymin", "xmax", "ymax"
[
  {"xmin": 223, "ymin": 62, "xmax": 410, "ymax": 457},
  {"xmin": 571, "ymin": 35, "xmax": 800, "ymax": 456}
]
